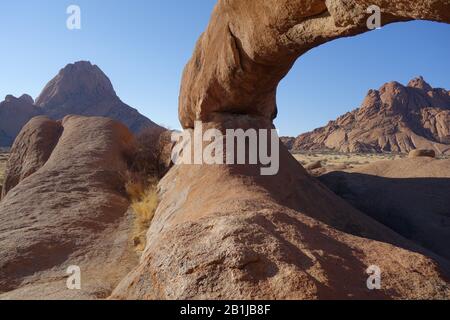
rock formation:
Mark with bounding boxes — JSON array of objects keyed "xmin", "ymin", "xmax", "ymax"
[
  {"xmin": 0, "ymin": 95, "xmax": 43, "ymax": 147},
  {"xmin": 409, "ymin": 149, "xmax": 436, "ymax": 158},
  {"xmin": 112, "ymin": 0, "xmax": 450, "ymax": 299},
  {"xmin": 280, "ymin": 136, "xmax": 296, "ymax": 150},
  {"xmin": 178, "ymin": 1, "xmax": 450, "ymax": 129},
  {"xmin": 0, "ymin": 116, "xmax": 138, "ymax": 299},
  {"xmin": 0, "ymin": 61, "xmax": 162, "ymax": 147},
  {"xmin": 291, "ymin": 77, "xmax": 450, "ymax": 154},
  {"xmin": 36, "ymin": 61, "xmax": 162, "ymax": 134},
  {"xmin": 1, "ymin": 0, "xmax": 450, "ymax": 300},
  {"xmin": 319, "ymin": 157, "xmax": 450, "ymax": 261},
  {"xmin": 1, "ymin": 116, "xmax": 62, "ymax": 198},
  {"xmin": 112, "ymin": 139, "xmax": 450, "ymax": 299}
]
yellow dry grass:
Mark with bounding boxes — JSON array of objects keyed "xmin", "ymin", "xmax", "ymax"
[{"xmin": 125, "ymin": 178, "xmax": 159, "ymax": 254}]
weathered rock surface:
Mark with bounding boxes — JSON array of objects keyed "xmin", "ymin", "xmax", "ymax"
[
  {"xmin": 179, "ymin": 1, "xmax": 450, "ymax": 129},
  {"xmin": 109, "ymin": 0, "xmax": 450, "ymax": 300},
  {"xmin": 110, "ymin": 0, "xmax": 450, "ymax": 300},
  {"xmin": 320, "ymin": 158, "xmax": 450, "ymax": 261},
  {"xmin": 292, "ymin": 78, "xmax": 450, "ymax": 154},
  {"xmin": 112, "ymin": 138, "xmax": 450, "ymax": 299},
  {"xmin": 280, "ymin": 136, "xmax": 296, "ymax": 150},
  {"xmin": 0, "ymin": 116, "xmax": 138, "ymax": 299},
  {"xmin": 1, "ymin": 117, "xmax": 62, "ymax": 198},
  {"xmin": 305, "ymin": 161, "xmax": 323, "ymax": 171},
  {"xmin": 0, "ymin": 61, "xmax": 162, "ymax": 147}
]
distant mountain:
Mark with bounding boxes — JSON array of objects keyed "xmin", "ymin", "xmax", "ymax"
[
  {"xmin": 290, "ymin": 77, "xmax": 450, "ymax": 154},
  {"xmin": 0, "ymin": 95, "xmax": 43, "ymax": 147},
  {"xmin": 0, "ymin": 61, "xmax": 162, "ymax": 147},
  {"xmin": 0, "ymin": 130, "xmax": 13, "ymax": 147}
]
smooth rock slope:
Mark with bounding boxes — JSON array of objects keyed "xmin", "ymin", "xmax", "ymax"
[
  {"xmin": 319, "ymin": 157, "xmax": 450, "ymax": 261},
  {"xmin": 112, "ymin": 137, "xmax": 450, "ymax": 299},
  {"xmin": 0, "ymin": 116, "xmax": 138, "ymax": 299}
]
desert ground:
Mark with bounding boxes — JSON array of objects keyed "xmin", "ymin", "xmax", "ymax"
[{"xmin": 294, "ymin": 151, "xmax": 449, "ymax": 175}]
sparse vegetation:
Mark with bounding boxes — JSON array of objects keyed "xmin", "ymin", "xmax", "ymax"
[
  {"xmin": 128, "ymin": 127, "xmax": 172, "ymax": 179},
  {"xmin": 294, "ymin": 151, "xmax": 449, "ymax": 176},
  {"xmin": 126, "ymin": 177, "xmax": 159, "ymax": 253},
  {"xmin": 124, "ymin": 127, "xmax": 172, "ymax": 254},
  {"xmin": 293, "ymin": 151, "xmax": 409, "ymax": 174}
]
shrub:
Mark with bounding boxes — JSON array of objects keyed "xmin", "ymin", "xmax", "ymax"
[{"xmin": 128, "ymin": 127, "xmax": 173, "ymax": 180}]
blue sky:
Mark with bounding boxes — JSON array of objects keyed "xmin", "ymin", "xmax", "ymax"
[{"xmin": 0, "ymin": 1, "xmax": 449, "ymax": 136}]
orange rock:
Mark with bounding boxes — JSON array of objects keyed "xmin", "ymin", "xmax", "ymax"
[
  {"xmin": 0, "ymin": 115, "xmax": 138, "ymax": 299},
  {"xmin": 409, "ymin": 149, "xmax": 437, "ymax": 158},
  {"xmin": 292, "ymin": 78, "xmax": 450, "ymax": 154},
  {"xmin": 113, "ymin": 0, "xmax": 450, "ymax": 300}
]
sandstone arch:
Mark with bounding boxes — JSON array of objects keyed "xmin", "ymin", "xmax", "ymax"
[
  {"xmin": 179, "ymin": 0, "xmax": 450, "ymax": 128},
  {"xmin": 111, "ymin": 0, "xmax": 450, "ymax": 300}
]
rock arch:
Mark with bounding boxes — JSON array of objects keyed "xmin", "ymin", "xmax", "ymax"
[
  {"xmin": 111, "ymin": 1, "xmax": 450, "ymax": 299},
  {"xmin": 179, "ymin": 0, "xmax": 450, "ymax": 128}
]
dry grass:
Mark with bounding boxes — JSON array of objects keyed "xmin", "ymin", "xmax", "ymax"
[
  {"xmin": 123, "ymin": 127, "xmax": 171, "ymax": 254},
  {"xmin": 126, "ymin": 177, "xmax": 159, "ymax": 253}
]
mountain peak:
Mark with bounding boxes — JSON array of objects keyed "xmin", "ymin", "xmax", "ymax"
[
  {"xmin": 291, "ymin": 78, "xmax": 450, "ymax": 154},
  {"xmin": 35, "ymin": 61, "xmax": 116, "ymax": 107},
  {"xmin": 3, "ymin": 94, "xmax": 34, "ymax": 105},
  {"xmin": 0, "ymin": 61, "xmax": 162, "ymax": 147},
  {"xmin": 19, "ymin": 94, "xmax": 34, "ymax": 105},
  {"xmin": 407, "ymin": 76, "xmax": 432, "ymax": 91}
]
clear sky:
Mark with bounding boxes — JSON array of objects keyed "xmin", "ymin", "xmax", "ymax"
[{"xmin": 0, "ymin": 1, "xmax": 449, "ymax": 136}]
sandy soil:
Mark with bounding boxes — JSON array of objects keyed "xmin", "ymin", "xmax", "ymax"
[
  {"xmin": 294, "ymin": 152, "xmax": 405, "ymax": 172},
  {"xmin": 294, "ymin": 151, "xmax": 450, "ymax": 176}
]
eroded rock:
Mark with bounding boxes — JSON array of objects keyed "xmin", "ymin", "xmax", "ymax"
[
  {"xmin": 292, "ymin": 78, "xmax": 450, "ymax": 154},
  {"xmin": 179, "ymin": 0, "xmax": 450, "ymax": 128},
  {"xmin": 112, "ymin": 141, "xmax": 450, "ymax": 299},
  {"xmin": 0, "ymin": 115, "xmax": 138, "ymax": 299},
  {"xmin": 320, "ymin": 157, "xmax": 450, "ymax": 260},
  {"xmin": 1, "ymin": 116, "xmax": 62, "ymax": 198},
  {"xmin": 113, "ymin": 0, "xmax": 450, "ymax": 300},
  {"xmin": 409, "ymin": 149, "xmax": 437, "ymax": 158}
]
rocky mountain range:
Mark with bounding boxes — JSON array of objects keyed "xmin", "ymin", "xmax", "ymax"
[
  {"xmin": 0, "ymin": 61, "xmax": 161, "ymax": 147},
  {"xmin": 289, "ymin": 77, "xmax": 450, "ymax": 154}
]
